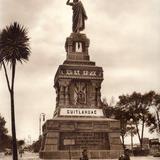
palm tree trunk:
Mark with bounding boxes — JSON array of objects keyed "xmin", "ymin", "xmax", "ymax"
[
  {"xmin": 10, "ymin": 62, "xmax": 18, "ymax": 160},
  {"xmin": 10, "ymin": 91, "xmax": 18, "ymax": 160},
  {"xmin": 2, "ymin": 62, "xmax": 18, "ymax": 159}
]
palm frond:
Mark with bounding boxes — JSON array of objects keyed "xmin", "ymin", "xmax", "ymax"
[{"xmin": 0, "ymin": 22, "xmax": 30, "ymax": 66}]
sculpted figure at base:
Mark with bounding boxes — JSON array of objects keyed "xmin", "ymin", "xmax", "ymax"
[
  {"xmin": 66, "ymin": 0, "xmax": 88, "ymax": 33},
  {"xmin": 80, "ymin": 149, "xmax": 89, "ymax": 160}
]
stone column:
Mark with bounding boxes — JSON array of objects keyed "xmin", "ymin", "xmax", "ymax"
[
  {"xmin": 65, "ymin": 86, "xmax": 69, "ymax": 105},
  {"xmin": 65, "ymin": 38, "xmax": 73, "ymax": 53},
  {"xmin": 58, "ymin": 79, "xmax": 71, "ymax": 106},
  {"xmin": 91, "ymin": 80, "xmax": 102, "ymax": 107},
  {"xmin": 91, "ymin": 81, "xmax": 97, "ymax": 107},
  {"xmin": 68, "ymin": 39, "xmax": 73, "ymax": 53},
  {"xmin": 55, "ymin": 87, "xmax": 59, "ymax": 107},
  {"xmin": 58, "ymin": 85, "xmax": 65, "ymax": 106},
  {"xmin": 96, "ymin": 82, "xmax": 102, "ymax": 107},
  {"xmin": 85, "ymin": 38, "xmax": 90, "ymax": 54}
]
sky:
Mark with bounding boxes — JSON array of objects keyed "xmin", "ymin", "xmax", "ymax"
[{"xmin": 0, "ymin": 0, "xmax": 160, "ymax": 144}]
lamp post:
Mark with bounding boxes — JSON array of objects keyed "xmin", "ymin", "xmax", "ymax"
[
  {"xmin": 28, "ymin": 135, "xmax": 31, "ymax": 144},
  {"xmin": 39, "ymin": 113, "xmax": 46, "ymax": 138}
]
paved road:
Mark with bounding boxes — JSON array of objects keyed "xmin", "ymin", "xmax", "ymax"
[
  {"xmin": 0, "ymin": 152, "xmax": 39, "ymax": 160},
  {"xmin": 0, "ymin": 152, "xmax": 159, "ymax": 160}
]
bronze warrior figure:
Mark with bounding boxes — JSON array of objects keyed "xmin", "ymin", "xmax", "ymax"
[{"xmin": 66, "ymin": 0, "xmax": 88, "ymax": 33}]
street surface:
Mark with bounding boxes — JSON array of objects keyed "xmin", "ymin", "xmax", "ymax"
[
  {"xmin": 0, "ymin": 152, "xmax": 39, "ymax": 160},
  {"xmin": 0, "ymin": 152, "xmax": 159, "ymax": 160}
]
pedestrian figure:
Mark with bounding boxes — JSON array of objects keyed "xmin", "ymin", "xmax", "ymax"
[
  {"xmin": 124, "ymin": 150, "xmax": 130, "ymax": 160},
  {"xmin": 119, "ymin": 150, "xmax": 130, "ymax": 160},
  {"xmin": 19, "ymin": 146, "xmax": 23, "ymax": 158},
  {"xmin": 119, "ymin": 154, "xmax": 125, "ymax": 160},
  {"xmin": 80, "ymin": 149, "xmax": 89, "ymax": 160}
]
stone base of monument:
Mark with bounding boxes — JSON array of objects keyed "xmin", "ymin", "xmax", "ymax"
[
  {"xmin": 40, "ymin": 150, "xmax": 122, "ymax": 159},
  {"xmin": 39, "ymin": 117, "xmax": 123, "ymax": 159}
]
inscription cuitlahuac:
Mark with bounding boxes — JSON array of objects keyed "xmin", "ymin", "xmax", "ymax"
[
  {"xmin": 60, "ymin": 108, "xmax": 104, "ymax": 117},
  {"xmin": 40, "ymin": 1, "xmax": 123, "ymax": 159}
]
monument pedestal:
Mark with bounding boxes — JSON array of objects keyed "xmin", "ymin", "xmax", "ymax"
[
  {"xmin": 40, "ymin": 33, "xmax": 123, "ymax": 159},
  {"xmin": 40, "ymin": 117, "xmax": 123, "ymax": 159}
]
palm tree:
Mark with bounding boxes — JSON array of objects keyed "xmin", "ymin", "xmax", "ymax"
[{"xmin": 0, "ymin": 22, "xmax": 30, "ymax": 160}]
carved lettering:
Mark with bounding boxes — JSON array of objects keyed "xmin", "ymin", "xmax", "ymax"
[
  {"xmin": 60, "ymin": 108, "xmax": 104, "ymax": 117},
  {"xmin": 90, "ymin": 71, "xmax": 96, "ymax": 76},
  {"xmin": 74, "ymin": 70, "xmax": 80, "ymax": 75},
  {"xmin": 66, "ymin": 70, "xmax": 73, "ymax": 75},
  {"xmin": 83, "ymin": 71, "xmax": 89, "ymax": 76},
  {"xmin": 64, "ymin": 70, "xmax": 97, "ymax": 77},
  {"xmin": 60, "ymin": 132, "xmax": 106, "ymax": 149}
]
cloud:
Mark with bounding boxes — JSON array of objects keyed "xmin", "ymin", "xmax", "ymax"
[
  {"xmin": 0, "ymin": 0, "xmax": 53, "ymax": 26},
  {"xmin": 0, "ymin": 0, "xmax": 160, "ymax": 141}
]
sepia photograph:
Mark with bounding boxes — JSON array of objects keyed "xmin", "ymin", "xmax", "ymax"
[{"xmin": 0, "ymin": 0, "xmax": 160, "ymax": 160}]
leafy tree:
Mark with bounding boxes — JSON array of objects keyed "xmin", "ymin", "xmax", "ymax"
[
  {"xmin": 0, "ymin": 22, "xmax": 30, "ymax": 160},
  {"xmin": 1, "ymin": 135, "xmax": 12, "ymax": 150},
  {"xmin": 18, "ymin": 140, "xmax": 25, "ymax": 147},
  {"xmin": 0, "ymin": 114, "xmax": 8, "ymax": 136},
  {"xmin": 103, "ymin": 92, "xmax": 158, "ymax": 150},
  {"xmin": 31, "ymin": 139, "xmax": 41, "ymax": 153},
  {"xmin": 102, "ymin": 98, "xmax": 115, "ymax": 118},
  {"xmin": 117, "ymin": 91, "xmax": 156, "ymax": 149},
  {"xmin": 0, "ymin": 114, "xmax": 12, "ymax": 151},
  {"xmin": 130, "ymin": 91, "xmax": 156, "ymax": 149},
  {"xmin": 0, "ymin": 114, "xmax": 8, "ymax": 151},
  {"xmin": 116, "ymin": 95, "xmax": 134, "ymax": 149},
  {"xmin": 152, "ymin": 93, "xmax": 160, "ymax": 133}
]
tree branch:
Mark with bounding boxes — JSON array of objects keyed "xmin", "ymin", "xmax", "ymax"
[
  {"xmin": 141, "ymin": 116, "xmax": 145, "ymax": 148},
  {"xmin": 135, "ymin": 120, "xmax": 141, "ymax": 146}
]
